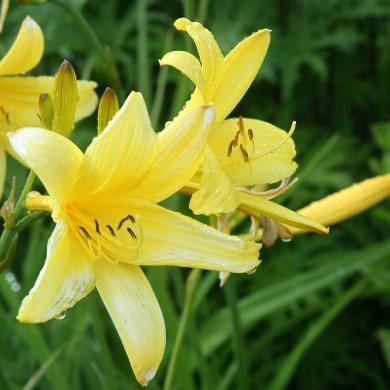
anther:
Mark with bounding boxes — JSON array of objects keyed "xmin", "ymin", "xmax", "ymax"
[
  {"xmin": 238, "ymin": 116, "xmax": 245, "ymax": 135},
  {"xmin": 248, "ymin": 128, "xmax": 253, "ymax": 141},
  {"xmin": 95, "ymin": 219, "xmax": 101, "ymax": 235},
  {"xmin": 78, "ymin": 226, "xmax": 91, "ymax": 240},
  {"xmin": 117, "ymin": 215, "xmax": 136, "ymax": 230},
  {"xmin": 240, "ymin": 144, "xmax": 249, "ymax": 162},
  {"xmin": 227, "ymin": 140, "xmax": 234, "ymax": 157},
  {"xmin": 127, "ymin": 227, "xmax": 137, "ymax": 239},
  {"xmin": 106, "ymin": 224, "xmax": 116, "ymax": 237}
]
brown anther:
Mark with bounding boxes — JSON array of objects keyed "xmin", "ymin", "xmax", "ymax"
[
  {"xmin": 106, "ymin": 224, "xmax": 116, "ymax": 237},
  {"xmin": 248, "ymin": 128, "xmax": 253, "ymax": 141},
  {"xmin": 127, "ymin": 227, "xmax": 137, "ymax": 239},
  {"xmin": 240, "ymin": 144, "xmax": 249, "ymax": 161},
  {"xmin": 238, "ymin": 116, "xmax": 245, "ymax": 135},
  {"xmin": 118, "ymin": 214, "xmax": 136, "ymax": 230},
  {"xmin": 78, "ymin": 226, "xmax": 91, "ymax": 240},
  {"xmin": 227, "ymin": 140, "xmax": 235, "ymax": 157},
  {"xmin": 94, "ymin": 219, "xmax": 101, "ymax": 235}
]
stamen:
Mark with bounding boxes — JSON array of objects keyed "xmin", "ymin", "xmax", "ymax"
[
  {"xmin": 117, "ymin": 214, "xmax": 136, "ymax": 230},
  {"xmin": 248, "ymin": 128, "xmax": 253, "ymax": 141},
  {"xmin": 238, "ymin": 116, "xmax": 245, "ymax": 135},
  {"xmin": 127, "ymin": 227, "xmax": 137, "ymax": 239},
  {"xmin": 95, "ymin": 219, "xmax": 101, "ymax": 234},
  {"xmin": 239, "ymin": 144, "xmax": 249, "ymax": 162},
  {"xmin": 106, "ymin": 224, "xmax": 116, "ymax": 237},
  {"xmin": 233, "ymin": 131, "xmax": 239, "ymax": 146},
  {"xmin": 78, "ymin": 226, "xmax": 91, "ymax": 240},
  {"xmin": 227, "ymin": 140, "xmax": 235, "ymax": 157}
]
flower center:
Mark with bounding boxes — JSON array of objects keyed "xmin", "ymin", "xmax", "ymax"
[
  {"xmin": 66, "ymin": 204, "xmax": 142, "ymax": 263},
  {"xmin": 227, "ymin": 116, "xmax": 254, "ymax": 162}
]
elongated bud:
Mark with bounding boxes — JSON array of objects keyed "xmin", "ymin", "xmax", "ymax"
[
  {"xmin": 97, "ymin": 87, "xmax": 119, "ymax": 134},
  {"xmin": 52, "ymin": 60, "xmax": 78, "ymax": 136},
  {"xmin": 38, "ymin": 93, "xmax": 54, "ymax": 129}
]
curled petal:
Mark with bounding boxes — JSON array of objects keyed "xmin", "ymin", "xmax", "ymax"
[
  {"xmin": 160, "ymin": 51, "xmax": 206, "ymax": 95},
  {"xmin": 174, "ymin": 17, "xmax": 223, "ymax": 88},
  {"xmin": 0, "ymin": 16, "xmax": 43, "ymax": 76}
]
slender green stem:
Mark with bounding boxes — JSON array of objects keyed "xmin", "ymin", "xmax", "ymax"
[
  {"xmin": 137, "ymin": 0, "xmax": 150, "ymax": 104},
  {"xmin": 0, "ymin": 171, "xmax": 36, "ymax": 269},
  {"xmin": 13, "ymin": 172, "xmax": 35, "ymax": 219},
  {"xmin": 151, "ymin": 31, "xmax": 173, "ymax": 128},
  {"xmin": 15, "ymin": 211, "xmax": 48, "ymax": 233},
  {"xmin": 163, "ymin": 268, "xmax": 202, "ymax": 390},
  {"xmin": 224, "ymin": 279, "xmax": 250, "ymax": 390},
  {"xmin": 48, "ymin": 0, "xmax": 120, "ymax": 89}
]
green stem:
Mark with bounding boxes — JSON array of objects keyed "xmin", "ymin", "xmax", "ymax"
[
  {"xmin": 0, "ymin": 171, "xmax": 36, "ymax": 268},
  {"xmin": 48, "ymin": 0, "xmax": 120, "ymax": 89},
  {"xmin": 16, "ymin": 211, "xmax": 48, "ymax": 233},
  {"xmin": 224, "ymin": 279, "xmax": 250, "ymax": 390},
  {"xmin": 137, "ymin": 0, "xmax": 150, "ymax": 104},
  {"xmin": 163, "ymin": 268, "xmax": 202, "ymax": 390}
]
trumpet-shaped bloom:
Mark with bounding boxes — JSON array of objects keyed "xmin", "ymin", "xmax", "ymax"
[
  {"xmin": 161, "ymin": 18, "xmax": 326, "ymax": 234},
  {"xmin": 9, "ymin": 92, "xmax": 260, "ymax": 385},
  {"xmin": 287, "ymin": 174, "xmax": 390, "ymax": 235},
  {"xmin": 0, "ymin": 16, "xmax": 97, "ymax": 195}
]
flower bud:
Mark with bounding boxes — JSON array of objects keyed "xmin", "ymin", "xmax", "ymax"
[
  {"xmin": 38, "ymin": 93, "xmax": 54, "ymax": 129},
  {"xmin": 52, "ymin": 60, "xmax": 78, "ymax": 136},
  {"xmin": 97, "ymin": 87, "xmax": 119, "ymax": 134}
]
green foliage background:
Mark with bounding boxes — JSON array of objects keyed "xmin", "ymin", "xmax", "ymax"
[{"xmin": 1, "ymin": 0, "xmax": 390, "ymax": 389}]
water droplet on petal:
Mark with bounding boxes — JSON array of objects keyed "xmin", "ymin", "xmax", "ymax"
[
  {"xmin": 54, "ymin": 311, "xmax": 66, "ymax": 320},
  {"xmin": 282, "ymin": 237, "xmax": 292, "ymax": 243},
  {"xmin": 246, "ymin": 267, "xmax": 257, "ymax": 275}
]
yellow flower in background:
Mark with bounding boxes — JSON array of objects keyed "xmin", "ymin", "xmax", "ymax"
[
  {"xmin": 0, "ymin": 16, "xmax": 98, "ymax": 195},
  {"xmin": 9, "ymin": 92, "xmax": 260, "ymax": 385},
  {"xmin": 161, "ymin": 17, "xmax": 327, "ymax": 235},
  {"xmin": 287, "ymin": 174, "xmax": 390, "ymax": 235}
]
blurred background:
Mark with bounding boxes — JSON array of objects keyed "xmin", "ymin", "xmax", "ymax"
[{"xmin": 1, "ymin": 0, "xmax": 389, "ymax": 388}]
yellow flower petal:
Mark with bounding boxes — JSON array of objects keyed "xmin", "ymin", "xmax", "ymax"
[
  {"xmin": 190, "ymin": 146, "xmax": 239, "ymax": 215},
  {"xmin": 70, "ymin": 91, "xmax": 157, "ymax": 199},
  {"xmin": 288, "ymin": 174, "xmax": 390, "ymax": 235},
  {"xmin": 239, "ymin": 192, "xmax": 328, "ymax": 234},
  {"xmin": 133, "ymin": 200, "xmax": 260, "ymax": 273},
  {"xmin": 96, "ymin": 261, "xmax": 165, "ymax": 386},
  {"xmin": 75, "ymin": 80, "xmax": 99, "ymax": 123},
  {"xmin": 174, "ymin": 17, "xmax": 223, "ymax": 88},
  {"xmin": 213, "ymin": 29, "xmax": 270, "ymax": 121},
  {"xmin": 8, "ymin": 127, "xmax": 83, "ymax": 203},
  {"xmin": 0, "ymin": 76, "xmax": 97, "ymax": 131},
  {"xmin": 0, "ymin": 148, "xmax": 5, "ymax": 198},
  {"xmin": 131, "ymin": 105, "xmax": 215, "ymax": 203},
  {"xmin": 17, "ymin": 222, "xmax": 95, "ymax": 323},
  {"xmin": 159, "ymin": 50, "xmax": 206, "ymax": 95},
  {"xmin": 209, "ymin": 117, "xmax": 297, "ymax": 186},
  {"xmin": 0, "ymin": 16, "xmax": 43, "ymax": 76}
]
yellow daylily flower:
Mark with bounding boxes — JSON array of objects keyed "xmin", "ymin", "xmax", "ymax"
[
  {"xmin": 9, "ymin": 92, "xmax": 260, "ymax": 386},
  {"xmin": 162, "ymin": 17, "xmax": 326, "ymax": 234},
  {"xmin": 0, "ymin": 16, "xmax": 98, "ymax": 195},
  {"xmin": 288, "ymin": 174, "xmax": 390, "ymax": 235}
]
